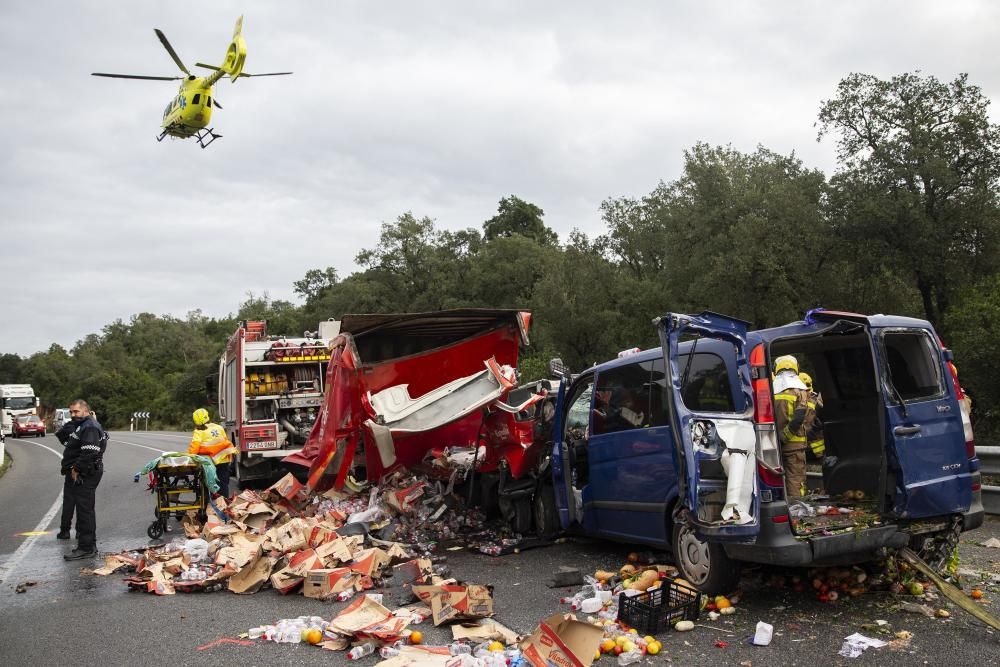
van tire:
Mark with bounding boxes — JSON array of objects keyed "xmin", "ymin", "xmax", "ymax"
[{"xmin": 671, "ymin": 521, "xmax": 741, "ymax": 595}]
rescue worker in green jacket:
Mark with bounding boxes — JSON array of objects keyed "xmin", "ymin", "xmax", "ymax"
[
  {"xmin": 772, "ymin": 355, "xmax": 816, "ymax": 498},
  {"xmin": 799, "ymin": 372, "xmax": 825, "ymax": 461}
]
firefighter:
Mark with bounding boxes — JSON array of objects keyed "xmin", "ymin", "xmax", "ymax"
[
  {"xmin": 189, "ymin": 408, "xmax": 237, "ymax": 498},
  {"xmin": 799, "ymin": 372, "xmax": 825, "ymax": 460},
  {"xmin": 772, "ymin": 355, "xmax": 816, "ymax": 498}
]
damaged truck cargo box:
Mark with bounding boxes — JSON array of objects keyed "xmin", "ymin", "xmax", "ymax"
[{"xmin": 284, "ymin": 309, "xmax": 538, "ymax": 491}]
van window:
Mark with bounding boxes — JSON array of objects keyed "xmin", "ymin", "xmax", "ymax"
[
  {"xmin": 565, "ymin": 379, "xmax": 594, "ymax": 439},
  {"xmin": 883, "ymin": 331, "xmax": 945, "ymax": 402},
  {"xmin": 594, "ymin": 363, "xmax": 655, "ymax": 435},
  {"xmin": 678, "ymin": 352, "xmax": 735, "ymax": 412}
]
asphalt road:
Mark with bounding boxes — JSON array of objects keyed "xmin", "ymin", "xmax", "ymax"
[{"xmin": 1, "ymin": 431, "xmax": 998, "ymax": 666}]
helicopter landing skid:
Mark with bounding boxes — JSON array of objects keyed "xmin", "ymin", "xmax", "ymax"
[
  {"xmin": 194, "ymin": 128, "xmax": 222, "ymax": 149},
  {"xmin": 155, "ymin": 126, "xmax": 222, "ymax": 148}
]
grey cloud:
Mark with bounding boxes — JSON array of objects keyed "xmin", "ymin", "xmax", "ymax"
[{"xmin": 3, "ymin": 1, "xmax": 1000, "ymax": 354}]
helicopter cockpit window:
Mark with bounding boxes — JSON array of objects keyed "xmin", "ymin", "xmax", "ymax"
[
  {"xmin": 192, "ymin": 93, "xmax": 201, "ymax": 105},
  {"xmin": 207, "ymin": 96, "xmax": 212, "ymax": 107}
]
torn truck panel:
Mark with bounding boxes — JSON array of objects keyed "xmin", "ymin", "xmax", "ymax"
[
  {"xmin": 285, "ymin": 309, "xmax": 531, "ymax": 491},
  {"xmin": 369, "ymin": 358, "xmax": 515, "ymax": 434}
]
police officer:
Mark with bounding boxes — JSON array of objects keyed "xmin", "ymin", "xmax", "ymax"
[
  {"xmin": 772, "ymin": 356, "xmax": 816, "ymax": 498},
  {"xmin": 56, "ymin": 399, "xmax": 106, "ymax": 560},
  {"xmin": 188, "ymin": 408, "xmax": 237, "ymax": 497}
]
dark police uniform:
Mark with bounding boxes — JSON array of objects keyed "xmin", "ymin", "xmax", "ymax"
[{"xmin": 56, "ymin": 415, "xmax": 107, "ymax": 555}]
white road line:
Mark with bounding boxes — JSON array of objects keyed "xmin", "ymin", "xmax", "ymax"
[
  {"xmin": 108, "ymin": 438, "xmax": 169, "ymax": 454},
  {"xmin": 0, "ymin": 440, "xmax": 66, "ymax": 583},
  {"xmin": 120, "ymin": 431, "xmax": 189, "ymax": 440}
]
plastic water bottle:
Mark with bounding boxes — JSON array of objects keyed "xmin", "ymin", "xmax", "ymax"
[
  {"xmin": 347, "ymin": 643, "xmax": 375, "ymax": 660},
  {"xmin": 618, "ymin": 649, "xmax": 643, "ymax": 665},
  {"xmin": 449, "ymin": 642, "xmax": 473, "ymax": 655},
  {"xmin": 379, "ymin": 646, "xmax": 401, "ymax": 658}
]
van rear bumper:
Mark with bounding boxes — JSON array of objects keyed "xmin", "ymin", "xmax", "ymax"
[
  {"xmin": 963, "ymin": 475, "xmax": 984, "ymax": 532},
  {"xmin": 723, "ymin": 502, "xmax": 908, "ymax": 567}
]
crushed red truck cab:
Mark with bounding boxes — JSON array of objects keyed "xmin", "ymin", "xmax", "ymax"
[{"xmin": 283, "ymin": 309, "xmax": 545, "ymax": 494}]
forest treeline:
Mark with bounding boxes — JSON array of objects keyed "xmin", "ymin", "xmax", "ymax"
[{"xmin": 2, "ymin": 71, "xmax": 999, "ymax": 439}]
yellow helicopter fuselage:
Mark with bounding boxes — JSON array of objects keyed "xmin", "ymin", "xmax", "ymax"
[{"xmin": 161, "ymin": 77, "xmax": 214, "ymax": 137}]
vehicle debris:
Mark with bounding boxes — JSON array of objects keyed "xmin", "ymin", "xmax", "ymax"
[{"xmin": 838, "ymin": 632, "xmax": 887, "ymax": 658}]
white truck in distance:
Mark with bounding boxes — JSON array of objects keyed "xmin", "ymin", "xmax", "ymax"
[
  {"xmin": 218, "ymin": 319, "xmax": 339, "ymax": 485},
  {"xmin": 1, "ymin": 384, "xmax": 40, "ymax": 435}
]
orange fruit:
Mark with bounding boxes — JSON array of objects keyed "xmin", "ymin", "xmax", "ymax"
[
  {"xmin": 715, "ymin": 596, "xmax": 732, "ymax": 610},
  {"xmin": 971, "ymin": 589, "xmax": 984, "ymax": 600},
  {"xmin": 306, "ymin": 628, "xmax": 323, "ymax": 645},
  {"xmin": 601, "ymin": 639, "xmax": 616, "ymax": 653},
  {"xmin": 647, "ymin": 641, "xmax": 661, "ymax": 656},
  {"xmin": 488, "ymin": 641, "xmax": 504, "ymax": 652},
  {"xmin": 409, "ymin": 630, "xmax": 423, "ymax": 644}
]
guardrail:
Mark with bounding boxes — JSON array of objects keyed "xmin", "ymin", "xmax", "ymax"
[{"xmin": 978, "ymin": 446, "xmax": 1000, "ymax": 476}]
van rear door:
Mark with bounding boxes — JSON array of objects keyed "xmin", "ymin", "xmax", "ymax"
[
  {"xmin": 875, "ymin": 326, "xmax": 972, "ymax": 518},
  {"xmin": 658, "ymin": 312, "xmax": 759, "ymax": 541}
]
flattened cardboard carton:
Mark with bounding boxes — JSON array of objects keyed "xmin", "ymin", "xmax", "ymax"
[
  {"xmin": 316, "ymin": 536, "xmax": 354, "ymax": 565},
  {"xmin": 410, "ymin": 583, "xmax": 494, "ymax": 626},
  {"xmin": 228, "ymin": 554, "xmax": 278, "ymax": 594},
  {"xmin": 287, "ymin": 548, "xmax": 326, "ymax": 576},
  {"xmin": 393, "ymin": 558, "xmax": 433, "ymax": 585},
  {"xmin": 266, "ymin": 472, "xmax": 307, "ymax": 504},
  {"xmin": 303, "ymin": 567, "xmax": 358, "ymax": 599},
  {"xmin": 270, "ymin": 565, "xmax": 305, "ymax": 595},
  {"xmin": 349, "ymin": 547, "xmax": 391, "ymax": 578},
  {"xmin": 384, "ymin": 482, "xmax": 425, "ymax": 514},
  {"xmin": 329, "ymin": 594, "xmax": 400, "ymax": 638},
  {"xmin": 519, "ymin": 613, "xmax": 604, "ymax": 667}
]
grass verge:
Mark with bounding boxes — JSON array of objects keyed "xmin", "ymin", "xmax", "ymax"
[{"xmin": 0, "ymin": 449, "xmax": 12, "ymax": 480}]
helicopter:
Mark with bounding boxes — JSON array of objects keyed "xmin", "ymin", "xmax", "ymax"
[{"xmin": 92, "ymin": 16, "xmax": 291, "ymax": 148}]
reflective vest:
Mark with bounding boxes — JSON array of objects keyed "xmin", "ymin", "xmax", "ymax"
[
  {"xmin": 189, "ymin": 422, "xmax": 236, "ymax": 464},
  {"xmin": 805, "ymin": 395, "xmax": 825, "ymax": 457},
  {"xmin": 774, "ymin": 389, "xmax": 812, "ymax": 450}
]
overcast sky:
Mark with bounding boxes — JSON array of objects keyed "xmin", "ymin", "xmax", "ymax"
[{"xmin": 2, "ymin": 1, "xmax": 1000, "ymax": 356}]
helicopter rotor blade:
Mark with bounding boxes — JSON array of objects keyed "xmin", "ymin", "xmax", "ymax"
[
  {"xmin": 213, "ymin": 99, "xmax": 223, "ymax": 109},
  {"xmin": 195, "ymin": 62, "xmax": 292, "ymax": 77},
  {"xmin": 92, "ymin": 72, "xmax": 183, "ymax": 81},
  {"xmin": 154, "ymin": 28, "xmax": 190, "ymax": 75}
]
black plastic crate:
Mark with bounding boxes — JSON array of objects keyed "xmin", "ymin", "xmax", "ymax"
[{"xmin": 617, "ymin": 580, "xmax": 701, "ymax": 635}]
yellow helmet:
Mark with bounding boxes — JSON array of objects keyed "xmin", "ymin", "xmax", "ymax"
[
  {"xmin": 774, "ymin": 355, "xmax": 799, "ymax": 374},
  {"xmin": 192, "ymin": 408, "xmax": 210, "ymax": 426},
  {"xmin": 798, "ymin": 372, "xmax": 813, "ymax": 390}
]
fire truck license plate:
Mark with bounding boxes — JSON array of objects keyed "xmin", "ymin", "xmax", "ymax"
[{"xmin": 246, "ymin": 440, "xmax": 278, "ymax": 450}]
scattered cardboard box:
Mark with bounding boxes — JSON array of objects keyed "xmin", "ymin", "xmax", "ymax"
[
  {"xmin": 303, "ymin": 568, "xmax": 358, "ymax": 599},
  {"xmin": 411, "ymin": 582, "xmax": 494, "ymax": 626},
  {"xmin": 520, "ymin": 613, "xmax": 605, "ymax": 667}
]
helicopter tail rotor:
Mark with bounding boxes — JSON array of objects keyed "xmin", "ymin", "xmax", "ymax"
[{"xmin": 221, "ymin": 15, "xmax": 247, "ymax": 82}]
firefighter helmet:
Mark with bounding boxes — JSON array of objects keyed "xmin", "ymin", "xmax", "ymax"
[
  {"xmin": 799, "ymin": 372, "xmax": 813, "ymax": 391},
  {"xmin": 774, "ymin": 355, "xmax": 799, "ymax": 374}
]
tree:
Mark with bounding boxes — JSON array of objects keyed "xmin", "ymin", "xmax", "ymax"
[
  {"xmin": 0, "ymin": 353, "xmax": 24, "ymax": 383},
  {"xmin": 818, "ymin": 72, "xmax": 1000, "ymax": 329},
  {"xmin": 483, "ymin": 196, "xmax": 559, "ymax": 246},
  {"xmin": 293, "ymin": 267, "xmax": 339, "ymax": 301},
  {"xmin": 601, "ymin": 143, "xmax": 832, "ymax": 328}
]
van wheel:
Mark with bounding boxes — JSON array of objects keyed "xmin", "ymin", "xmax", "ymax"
[{"xmin": 671, "ymin": 521, "xmax": 741, "ymax": 595}]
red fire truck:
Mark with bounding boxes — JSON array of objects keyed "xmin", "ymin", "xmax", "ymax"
[{"xmin": 218, "ymin": 319, "xmax": 339, "ymax": 484}]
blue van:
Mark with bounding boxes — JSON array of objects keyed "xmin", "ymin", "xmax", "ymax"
[{"xmin": 546, "ymin": 311, "xmax": 984, "ymax": 594}]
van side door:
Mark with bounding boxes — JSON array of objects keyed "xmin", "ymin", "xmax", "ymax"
[
  {"xmin": 550, "ymin": 373, "xmax": 595, "ymax": 530},
  {"xmin": 876, "ymin": 327, "xmax": 972, "ymax": 518},
  {"xmin": 658, "ymin": 312, "xmax": 760, "ymax": 541},
  {"xmin": 587, "ymin": 358, "xmax": 675, "ymax": 544}
]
